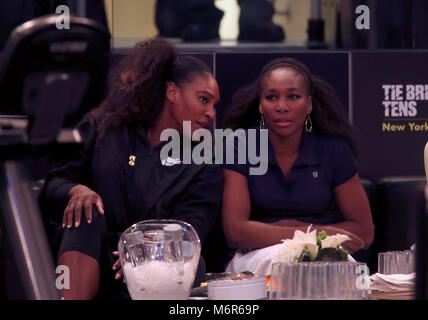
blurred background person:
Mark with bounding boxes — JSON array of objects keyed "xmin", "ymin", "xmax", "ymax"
[{"xmin": 155, "ymin": 0, "xmax": 284, "ymax": 41}]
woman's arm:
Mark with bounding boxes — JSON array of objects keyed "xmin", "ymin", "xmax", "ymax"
[
  {"xmin": 222, "ymin": 169, "xmax": 369, "ymax": 253},
  {"xmin": 274, "ymin": 174, "xmax": 374, "ymax": 252},
  {"xmin": 222, "ymin": 169, "xmax": 309, "ymax": 249},
  {"xmin": 43, "ymin": 113, "xmax": 96, "ymax": 205},
  {"xmin": 42, "ymin": 114, "xmax": 104, "ymax": 227},
  {"xmin": 328, "ymin": 173, "xmax": 374, "ymax": 249}
]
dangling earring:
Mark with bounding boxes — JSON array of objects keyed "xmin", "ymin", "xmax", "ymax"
[
  {"xmin": 305, "ymin": 114, "xmax": 313, "ymax": 133},
  {"xmin": 260, "ymin": 113, "xmax": 266, "ymax": 129}
]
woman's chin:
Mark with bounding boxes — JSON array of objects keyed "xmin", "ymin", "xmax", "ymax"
[{"xmin": 269, "ymin": 126, "xmax": 295, "ymax": 138}]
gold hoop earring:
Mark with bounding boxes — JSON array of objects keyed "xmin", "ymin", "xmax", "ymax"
[
  {"xmin": 260, "ymin": 113, "xmax": 266, "ymax": 129},
  {"xmin": 305, "ymin": 114, "xmax": 313, "ymax": 133}
]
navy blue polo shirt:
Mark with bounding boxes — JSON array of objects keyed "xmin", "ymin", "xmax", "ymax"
[{"xmin": 222, "ymin": 127, "xmax": 358, "ymax": 225}]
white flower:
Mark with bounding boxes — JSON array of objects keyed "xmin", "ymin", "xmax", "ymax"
[
  {"xmin": 321, "ymin": 234, "xmax": 351, "ymax": 249},
  {"xmin": 304, "ymin": 243, "xmax": 319, "ymax": 260},
  {"xmin": 273, "ymin": 225, "xmax": 319, "ymax": 263},
  {"xmin": 293, "ymin": 226, "xmax": 317, "ymax": 246},
  {"xmin": 272, "ymin": 242, "xmax": 304, "ymax": 264}
]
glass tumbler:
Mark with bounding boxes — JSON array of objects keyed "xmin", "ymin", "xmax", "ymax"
[{"xmin": 378, "ymin": 250, "xmax": 415, "ymax": 275}]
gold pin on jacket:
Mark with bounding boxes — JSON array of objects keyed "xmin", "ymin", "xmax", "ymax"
[{"xmin": 129, "ymin": 155, "xmax": 136, "ymax": 166}]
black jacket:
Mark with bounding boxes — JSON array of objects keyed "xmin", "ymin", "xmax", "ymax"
[{"xmin": 42, "ymin": 113, "xmax": 223, "ymax": 298}]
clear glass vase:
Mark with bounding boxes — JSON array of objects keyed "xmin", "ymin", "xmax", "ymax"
[
  {"xmin": 118, "ymin": 219, "xmax": 201, "ymax": 300},
  {"xmin": 269, "ymin": 261, "xmax": 370, "ymax": 300}
]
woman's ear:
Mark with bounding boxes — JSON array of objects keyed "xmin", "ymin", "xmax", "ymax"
[
  {"xmin": 259, "ymin": 103, "xmax": 263, "ymax": 114},
  {"xmin": 307, "ymin": 96, "xmax": 313, "ymax": 114},
  {"xmin": 166, "ymin": 81, "xmax": 177, "ymax": 104}
]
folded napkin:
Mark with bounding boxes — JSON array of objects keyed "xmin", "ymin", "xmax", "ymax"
[
  {"xmin": 226, "ymin": 244, "xmax": 284, "ymax": 276},
  {"xmin": 370, "ymin": 273, "xmax": 415, "ymax": 300}
]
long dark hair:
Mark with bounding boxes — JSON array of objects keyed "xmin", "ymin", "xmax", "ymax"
[
  {"xmin": 92, "ymin": 38, "xmax": 212, "ymax": 140},
  {"xmin": 223, "ymin": 57, "xmax": 358, "ymax": 156}
]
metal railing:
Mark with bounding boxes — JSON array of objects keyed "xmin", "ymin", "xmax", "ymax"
[{"xmin": 0, "ymin": 161, "xmax": 60, "ymax": 300}]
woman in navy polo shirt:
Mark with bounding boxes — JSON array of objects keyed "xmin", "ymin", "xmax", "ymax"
[{"xmin": 221, "ymin": 57, "xmax": 374, "ymax": 271}]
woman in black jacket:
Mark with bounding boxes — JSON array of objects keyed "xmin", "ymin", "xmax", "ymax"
[{"xmin": 43, "ymin": 38, "xmax": 222, "ymax": 299}]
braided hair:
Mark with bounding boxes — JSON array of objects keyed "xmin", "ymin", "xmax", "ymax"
[{"xmin": 92, "ymin": 38, "xmax": 212, "ymax": 140}]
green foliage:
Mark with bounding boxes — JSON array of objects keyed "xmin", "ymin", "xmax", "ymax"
[
  {"xmin": 295, "ymin": 230, "xmax": 351, "ymax": 263},
  {"xmin": 337, "ymin": 247, "xmax": 349, "ymax": 261},
  {"xmin": 316, "ymin": 230, "xmax": 327, "ymax": 246}
]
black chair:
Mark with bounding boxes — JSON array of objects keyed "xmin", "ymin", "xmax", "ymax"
[
  {"xmin": 0, "ymin": 14, "xmax": 109, "ymax": 300},
  {"xmin": 370, "ymin": 176, "xmax": 426, "ymax": 273},
  {"xmin": 351, "ymin": 178, "xmax": 376, "ymax": 271},
  {"xmin": 0, "ymin": 14, "xmax": 109, "ymax": 145}
]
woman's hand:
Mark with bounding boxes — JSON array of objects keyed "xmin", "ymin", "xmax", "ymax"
[
  {"xmin": 63, "ymin": 184, "xmax": 105, "ymax": 228},
  {"xmin": 272, "ymin": 221, "xmax": 365, "ymax": 253},
  {"xmin": 112, "ymin": 251, "xmax": 125, "ymax": 283},
  {"xmin": 322, "ymin": 226, "xmax": 365, "ymax": 254}
]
